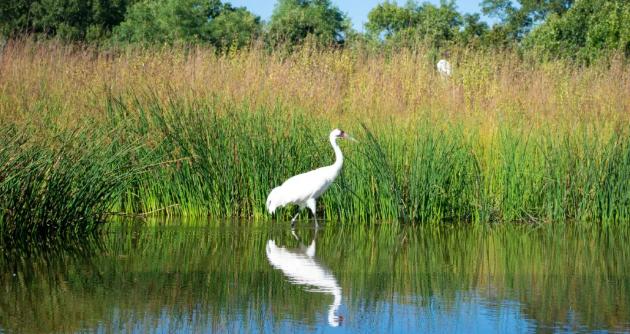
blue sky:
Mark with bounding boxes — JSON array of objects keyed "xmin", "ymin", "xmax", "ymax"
[{"xmin": 229, "ymin": 1, "xmax": 496, "ymax": 31}]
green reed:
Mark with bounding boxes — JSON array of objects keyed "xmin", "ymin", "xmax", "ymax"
[
  {"xmin": 2, "ymin": 89, "xmax": 630, "ymax": 237},
  {"xmin": 0, "ymin": 126, "xmax": 145, "ymax": 241},
  {"xmin": 101, "ymin": 93, "xmax": 483, "ymax": 223},
  {"xmin": 101, "ymin": 92, "xmax": 630, "ymax": 224}
]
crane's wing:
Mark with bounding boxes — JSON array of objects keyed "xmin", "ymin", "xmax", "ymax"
[{"xmin": 267, "ymin": 167, "xmax": 332, "ymax": 212}]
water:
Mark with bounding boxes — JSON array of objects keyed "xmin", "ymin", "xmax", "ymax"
[{"xmin": 1, "ymin": 221, "xmax": 630, "ymax": 333}]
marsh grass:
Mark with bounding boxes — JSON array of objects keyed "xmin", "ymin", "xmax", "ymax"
[
  {"xmin": 0, "ymin": 126, "xmax": 146, "ymax": 241},
  {"xmin": 96, "ymin": 93, "xmax": 630, "ymax": 224},
  {"xmin": 1, "ymin": 40, "xmax": 630, "ymax": 234}
]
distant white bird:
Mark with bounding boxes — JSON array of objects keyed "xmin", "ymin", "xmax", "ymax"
[
  {"xmin": 437, "ymin": 59, "xmax": 452, "ymax": 77},
  {"xmin": 266, "ymin": 231, "xmax": 343, "ymax": 327},
  {"xmin": 266, "ymin": 128, "xmax": 355, "ymax": 228}
]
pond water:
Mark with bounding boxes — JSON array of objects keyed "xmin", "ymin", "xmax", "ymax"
[{"xmin": 1, "ymin": 221, "xmax": 629, "ymax": 333}]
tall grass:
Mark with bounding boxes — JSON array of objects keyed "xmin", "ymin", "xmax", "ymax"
[
  {"xmin": 1, "ymin": 39, "xmax": 630, "ymax": 232},
  {"xmin": 0, "ymin": 126, "xmax": 144, "ymax": 241},
  {"xmin": 2, "ymin": 39, "xmax": 628, "ymax": 126},
  {"xmin": 98, "ymin": 93, "xmax": 630, "ymax": 224}
]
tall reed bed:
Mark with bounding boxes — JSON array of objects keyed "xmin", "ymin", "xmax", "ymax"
[
  {"xmin": 0, "ymin": 126, "xmax": 145, "ymax": 241},
  {"xmin": 101, "ymin": 93, "xmax": 630, "ymax": 224},
  {"xmin": 1, "ymin": 40, "xmax": 630, "ymax": 231},
  {"xmin": 101, "ymin": 93, "xmax": 480, "ymax": 221}
]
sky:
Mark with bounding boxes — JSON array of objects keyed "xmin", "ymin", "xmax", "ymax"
[{"xmin": 229, "ymin": 1, "xmax": 496, "ymax": 32}]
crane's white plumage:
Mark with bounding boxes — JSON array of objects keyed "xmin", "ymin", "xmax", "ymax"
[
  {"xmin": 267, "ymin": 128, "xmax": 353, "ymax": 227},
  {"xmin": 437, "ymin": 59, "xmax": 452, "ymax": 77},
  {"xmin": 266, "ymin": 236, "xmax": 343, "ymax": 327}
]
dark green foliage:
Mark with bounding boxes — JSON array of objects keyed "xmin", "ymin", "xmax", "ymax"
[
  {"xmin": 112, "ymin": 0, "xmax": 261, "ymax": 48},
  {"xmin": 0, "ymin": 0, "xmax": 131, "ymax": 41},
  {"xmin": 208, "ymin": 5, "xmax": 262, "ymax": 49},
  {"xmin": 366, "ymin": 0, "xmax": 463, "ymax": 48},
  {"xmin": 2, "ymin": 0, "xmax": 629, "ymax": 62},
  {"xmin": 522, "ymin": 0, "xmax": 630, "ymax": 62},
  {"xmin": 0, "ymin": 0, "xmax": 33, "ymax": 36},
  {"xmin": 365, "ymin": 1, "xmax": 416, "ymax": 38},
  {"xmin": 267, "ymin": 0, "xmax": 350, "ymax": 47},
  {"xmin": 481, "ymin": 0, "xmax": 574, "ymax": 40},
  {"xmin": 458, "ymin": 13, "xmax": 490, "ymax": 46}
]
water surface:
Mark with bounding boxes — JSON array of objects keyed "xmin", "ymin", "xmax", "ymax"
[{"xmin": 1, "ymin": 221, "xmax": 629, "ymax": 333}]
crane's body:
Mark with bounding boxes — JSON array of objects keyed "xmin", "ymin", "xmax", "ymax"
[
  {"xmin": 266, "ymin": 129, "xmax": 352, "ymax": 228},
  {"xmin": 437, "ymin": 59, "xmax": 452, "ymax": 77}
]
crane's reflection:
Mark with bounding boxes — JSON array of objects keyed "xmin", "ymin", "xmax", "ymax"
[{"xmin": 266, "ymin": 229, "xmax": 343, "ymax": 327}]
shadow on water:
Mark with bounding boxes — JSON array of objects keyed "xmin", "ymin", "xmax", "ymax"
[{"xmin": 1, "ymin": 220, "xmax": 629, "ymax": 333}]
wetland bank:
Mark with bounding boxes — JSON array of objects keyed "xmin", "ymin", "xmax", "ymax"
[
  {"xmin": 1, "ymin": 41, "xmax": 630, "ymax": 236},
  {"xmin": 1, "ymin": 40, "xmax": 630, "ymax": 332}
]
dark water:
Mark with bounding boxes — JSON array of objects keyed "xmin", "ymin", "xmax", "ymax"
[{"xmin": 1, "ymin": 221, "xmax": 630, "ymax": 333}]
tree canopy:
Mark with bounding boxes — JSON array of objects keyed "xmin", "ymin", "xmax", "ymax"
[
  {"xmin": 522, "ymin": 0, "xmax": 630, "ymax": 62},
  {"xmin": 267, "ymin": 0, "xmax": 349, "ymax": 47},
  {"xmin": 366, "ymin": 1, "xmax": 463, "ymax": 48},
  {"xmin": 481, "ymin": 0, "xmax": 574, "ymax": 40},
  {"xmin": 0, "ymin": 0, "xmax": 131, "ymax": 41},
  {"xmin": 112, "ymin": 0, "xmax": 260, "ymax": 48},
  {"xmin": 1, "ymin": 0, "xmax": 628, "ymax": 62}
]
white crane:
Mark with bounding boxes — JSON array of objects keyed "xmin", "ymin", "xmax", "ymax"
[
  {"xmin": 266, "ymin": 129, "xmax": 355, "ymax": 228},
  {"xmin": 265, "ymin": 231, "xmax": 343, "ymax": 327},
  {"xmin": 437, "ymin": 59, "xmax": 452, "ymax": 77}
]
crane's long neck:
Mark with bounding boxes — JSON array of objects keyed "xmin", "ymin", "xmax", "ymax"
[
  {"xmin": 330, "ymin": 136, "xmax": 343, "ymax": 174},
  {"xmin": 328, "ymin": 287, "xmax": 342, "ymax": 327}
]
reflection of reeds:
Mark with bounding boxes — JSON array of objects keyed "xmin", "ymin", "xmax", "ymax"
[
  {"xmin": 1, "ymin": 223, "xmax": 628, "ymax": 332},
  {"xmin": 1, "ymin": 40, "xmax": 630, "ymax": 230}
]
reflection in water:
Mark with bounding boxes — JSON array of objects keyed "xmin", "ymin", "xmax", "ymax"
[
  {"xmin": 265, "ymin": 230, "xmax": 343, "ymax": 327},
  {"xmin": 2, "ymin": 222, "xmax": 630, "ymax": 333}
]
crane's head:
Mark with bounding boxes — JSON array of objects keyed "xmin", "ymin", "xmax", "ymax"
[
  {"xmin": 329, "ymin": 314, "xmax": 344, "ymax": 327},
  {"xmin": 331, "ymin": 128, "xmax": 357, "ymax": 142}
]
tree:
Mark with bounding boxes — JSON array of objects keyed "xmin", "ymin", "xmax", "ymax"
[
  {"xmin": 365, "ymin": 0, "xmax": 463, "ymax": 48},
  {"xmin": 522, "ymin": 0, "xmax": 630, "ymax": 62},
  {"xmin": 457, "ymin": 13, "xmax": 490, "ymax": 46},
  {"xmin": 412, "ymin": 1, "xmax": 462, "ymax": 45},
  {"xmin": 481, "ymin": 0, "xmax": 574, "ymax": 40},
  {"xmin": 208, "ymin": 5, "xmax": 261, "ymax": 49},
  {"xmin": 365, "ymin": 2, "xmax": 416, "ymax": 39},
  {"xmin": 111, "ymin": 1, "xmax": 166, "ymax": 44},
  {"xmin": 267, "ymin": 0, "xmax": 350, "ymax": 47},
  {"xmin": 112, "ymin": 0, "xmax": 260, "ymax": 48},
  {"xmin": 0, "ymin": 0, "xmax": 36, "ymax": 36},
  {"xmin": 0, "ymin": 0, "xmax": 131, "ymax": 41}
]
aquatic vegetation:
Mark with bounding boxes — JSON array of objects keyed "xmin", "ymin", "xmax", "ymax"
[
  {"xmin": 0, "ymin": 127, "xmax": 145, "ymax": 241},
  {"xmin": 1, "ymin": 40, "xmax": 630, "ymax": 236}
]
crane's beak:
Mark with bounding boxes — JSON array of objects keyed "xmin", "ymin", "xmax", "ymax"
[{"xmin": 343, "ymin": 133, "xmax": 358, "ymax": 142}]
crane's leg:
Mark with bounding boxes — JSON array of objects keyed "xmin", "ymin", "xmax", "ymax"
[
  {"xmin": 291, "ymin": 229, "xmax": 300, "ymax": 241},
  {"xmin": 306, "ymin": 198, "xmax": 317, "ymax": 228},
  {"xmin": 290, "ymin": 208, "xmax": 301, "ymax": 229}
]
